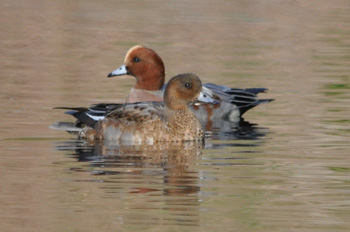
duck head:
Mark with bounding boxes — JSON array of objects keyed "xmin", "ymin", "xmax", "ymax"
[
  {"xmin": 164, "ymin": 73, "xmax": 202, "ymax": 111},
  {"xmin": 108, "ymin": 45, "xmax": 165, "ymax": 91}
]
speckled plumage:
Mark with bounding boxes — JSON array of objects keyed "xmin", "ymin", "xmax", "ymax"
[
  {"xmin": 51, "ymin": 46, "xmax": 273, "ymax": 137},
  {"xmin": 108, "ymin": 45, "xmax": 273, "ymax": 121},
  {"xmin": 93, "ymin": 73, "xmax": 204, "ymax": 144}
]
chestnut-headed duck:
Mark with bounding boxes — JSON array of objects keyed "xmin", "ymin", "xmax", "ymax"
[
  {"xmin": 107, "ymin": 45, "xmax": 273, "ymax": 122},
  {"xmin": 50, "ymin": 46, "xmax": 273, "ymax": 136},
  {"xmin": 76, "ymin": 73, "xmax": 204, "ymax": 144}
]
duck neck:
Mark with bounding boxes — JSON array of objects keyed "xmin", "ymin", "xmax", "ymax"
[
  {"xmin": 134, "ymin": 69, "xmax": 165, "ymax": 91},
  {"xmin": 165, "ymin": 105, "xmax": 193, "ymax": 121},
  {"xmin": 164, "ymin": 96, "xmax": 189, "ymax": 111}
]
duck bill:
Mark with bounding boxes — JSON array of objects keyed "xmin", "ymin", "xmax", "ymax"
[
  {"xmin": 107, "ymin": 64, "xmax": 128, "ymax": 77},
  {"xmin": 190, "ymin": 98, "xmax": 202, "ymax": 106},
  {"xmin": 198, "ymin": 91, "xmax": 219, "ymax": 104}
]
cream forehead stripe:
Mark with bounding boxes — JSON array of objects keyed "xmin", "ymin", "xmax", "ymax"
[{"xmin": 124, "ymin": 45, "xmax": 144, "ymax": 63}]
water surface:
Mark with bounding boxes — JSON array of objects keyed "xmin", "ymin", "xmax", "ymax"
[{"xmin": 0, "ymin": 0, "xmax": 349, "ymax": 231}]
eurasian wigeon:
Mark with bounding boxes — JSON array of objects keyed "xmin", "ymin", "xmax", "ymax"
[
  {"xmin": 51, "ymin": 45, "xmax": 273, "ymax": 136},
  {"xmin": 107, "ymin": 45, "xmax": 273, "ymax": 121},
  {"xmin": 76, "ymin": 73, "xmax": 204, "ymax": 144}
]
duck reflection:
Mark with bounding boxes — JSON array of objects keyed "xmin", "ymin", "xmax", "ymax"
[
  {"xmin": 60, "ymin": 141, "xmax": 201, "ymax": 188},
  {"xmin": 57, "ymin": 140, "xmax": 203, "ymax": 225},
  {"xmin": 55, "ymin": 120, "xmax": 268, "ymax": 226},
  {"xmin": 57, "ymin": 119, "xmax": 268, "ymax": 161},
  {"xmin": 203, "ymin": 119, "xmax": 270, "ymax": 149}
]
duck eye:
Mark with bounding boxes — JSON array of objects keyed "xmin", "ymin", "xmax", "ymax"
[
  {"xmin": 184, "ymin": 83, "xmax": 192, "ymax": 88},
  {"xmin": 133, "ymin": 57, "xmax": 140, "ymax": 62}
]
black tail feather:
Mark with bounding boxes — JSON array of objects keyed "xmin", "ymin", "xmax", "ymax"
[{"xmin": 239, "ymin": 99, "xmax": 274, "ymax": 116}]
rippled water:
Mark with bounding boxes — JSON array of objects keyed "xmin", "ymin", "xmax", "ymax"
[{"xmin": 1, "ymin": 0, "xmax": 349, "ymax": 231}]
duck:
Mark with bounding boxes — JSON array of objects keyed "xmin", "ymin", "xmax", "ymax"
[
  {"xmin": 107, "ymin": 45, "xmax": 273, "ymax": 122},
  {"xmin": 77, "ymin": 73, "xmax": 204, "ymax": 144},
  {"xmin": 51, "ymin": 45, "xmax": 273, "ymax": 135}
]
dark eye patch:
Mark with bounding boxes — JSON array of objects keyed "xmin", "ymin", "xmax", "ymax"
[{"xmin": 133, "ymin": 57, "xmax": 140, "ymax": 62}]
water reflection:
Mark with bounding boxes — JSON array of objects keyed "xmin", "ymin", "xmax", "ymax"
[
  {"xmin": 1, "ymin": 0, "xmax": 349, "ymax": 230},
  {"xmin": 205, "ymin": 119, "xmax": 270, "ymax": 149},
  {"xmin": 54, "ymin": 120, "xmax": 268, "ymax": 226},
  {"xmin": 57, "ymin": 140, "xmax": 203, "ymax": 226},
  {"xmin": 56, "ymin": 119, "xmax": 269, "ymax": 162}
]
